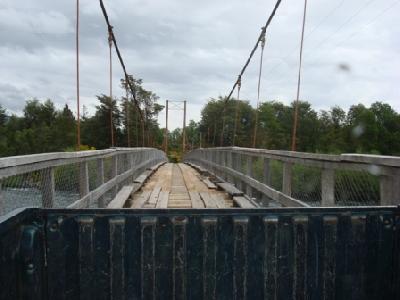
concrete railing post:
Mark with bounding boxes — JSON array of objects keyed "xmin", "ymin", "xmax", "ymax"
[
  {"xmin": 263, "ymin": 158, "xmax": 271, "ymax": 186},
  {"xmin": 282, "ymin": 162, "xmax": 292, "ymax": 197},
  {"xmin": 97, "ymin": 158, "xmax": 105, "ymax": 208},
  {"xmin": 227, "ymin": 151, "xmax": 234, "ymax": 183},
  {"xmin": 321, "ymin": 168, "xmax": 335, "ymax": 206},
  {"xmin": 237, "ymin": 154, "xmax": 244, "ymax": 191},
  {"xmin": 380, "ymin": 169, "xmax": 400, "ymax": 205},
  {"xmin": 111, "ymin": 155, "xmax": 118, "ymax": 198},
  {"xmin": 221, "ymin": 151, "xmax": 226, "ymax": 180},
  {"xmin": 261, "ymin": 158, "xmax": 271, "ymax": 203},
  {"xmin": 42, "ymin": 167, "xmax": 55, "ymax": 208},
  {"xmin": 129, "ymin": 153, "xmax": 135, "ymax": 181},
  {"xmin": 79, "ymin": 162, "xmax": 89, "ymax": 201},
  {"xmin": 246, "ymin": 156, "xmax": 254, "ymax": 197}
]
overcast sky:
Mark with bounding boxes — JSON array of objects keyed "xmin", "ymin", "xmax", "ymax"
[{"xmin": 0, "ymin": 0, "xmax": 399, "ymax": 129}]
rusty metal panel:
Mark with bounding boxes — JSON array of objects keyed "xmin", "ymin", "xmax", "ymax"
[{"xmin": 0, "ymin": 207, "xmax": 399, "ymax": 299}]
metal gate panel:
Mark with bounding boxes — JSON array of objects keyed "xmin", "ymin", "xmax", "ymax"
[{"xmin": 0, "ymin": 207, "xmax": 399, "ymax": 299}]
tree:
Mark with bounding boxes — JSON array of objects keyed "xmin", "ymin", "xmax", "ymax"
[
  {"xmin": 81, "ymin": 95, "xmax": 121, "ymax": 149},
  {"xmin": 0, "ymin": 105, "xmax": 8, "ymax": 155},
  {"xmin": 369, "ymin": 102, "xmax": 400, "ymax": 155},
  {"xmin": 199, "ymin": 97, "xmax": 254, "ymax": 147},
  {"xmin": 53, "ymin": 105, "xmax": 76, "ymax": 150},
  {"xmin": 0, "ymin": 105, "xmax": 7, "ymax": 126},
  {"xmin": 345, "ymin": 104, "xmax": 379, "ymax": 153},
  {"xmin": 185, "ymin": 120, "xmax": 200, "ymax": 150},
  {"xmin": 120, "ymin": 76, "xmax": 164, "ymax": 147}
]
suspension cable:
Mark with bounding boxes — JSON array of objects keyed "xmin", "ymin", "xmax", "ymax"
[
  {"xmin": 252, "ymin": 27, "xmax": 266, "ymax": 148},
  {"xmin": 291, "ymin": 0, "xmax": 308, "ymax": 151},
  {"xmin": 225, "ymin": 0, "xmax": 282, "ymax": 104},
  {"xmin": 99, "ymin": 0, "xmax": 143, "ymax": 123}
]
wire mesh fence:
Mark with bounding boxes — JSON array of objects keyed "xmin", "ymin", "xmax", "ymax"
[
  {"xmin": 0, "ymin": 148, "xmax": 167, "ymax": 215},
  {"xmin": 269, "ymin": 159, "xmax": 283, "ymax": 193},
  {"xmin": 291, "ymin": 164, "xmax": 322, "ymax": 206},
  {"xmin": 184, "ymin": 148, "xmax": 398, "ymax": 208},
  {"xmin": 1, "ymin": 171, "xmax": 43, "ymax": 213},
  {"xmin": 335, "ymin": 169, "xmax": 380, "ymax": 206},
  {"xmin": 53, "ymin": 163, "xmax": 81, "ymax": 208}
]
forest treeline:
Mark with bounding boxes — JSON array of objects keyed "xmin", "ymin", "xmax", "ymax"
[
  {"xmin": 1, "ymin": 88, "xmax": 400, "ymax": 157},
  {"xmin": 172, "ymin": 97, "xmax": 400, "ymax": 156},
  {"xmin": 0, "ymin": 77, "xmax": 164, "ymax": 157}
]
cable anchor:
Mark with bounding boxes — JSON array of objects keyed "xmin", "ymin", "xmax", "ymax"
[
  {"xmin": 108, "ymin": 26, "xmax": 113, "ymax": 47},
  {"xmin": 237, "ymin": 75, "xmax": 242, "ymax": 92},
  {"xmin": 260, "ymin": 27, "xmax": 266, "ymax": 50}
]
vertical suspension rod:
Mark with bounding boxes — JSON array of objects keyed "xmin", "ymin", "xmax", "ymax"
[
  {"xmin": 76, "ymin": 0, "xmax": 81, "ymax": 149},
  {"xmin": 125, "ymin": 75, "xmax": 131, "ymax": 147},
  {"xmin": 108, "ymin": 28, "xmax": 115, "ymax": 147},
  {"xmin": 232, "ymin": 75, "xmax": 242, "ymax": 146},
  {"xmin": 252, "ymin": 28, "xmax": 266, "ymax": 148},
  {"xmin": 291, "ymin": 0, "xmax": 308, "ymax": 151},
  {"xmin": 182, "ymin": 100, "xmax": 187, "ymax": 154}
]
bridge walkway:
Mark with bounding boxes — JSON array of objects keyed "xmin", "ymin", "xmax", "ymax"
[{"xmin": 127, "ymin": 163, "xmax": 233, "ymax": 208}]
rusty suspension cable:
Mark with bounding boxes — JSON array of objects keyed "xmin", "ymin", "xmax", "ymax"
[
  {"xmin": 108, "ymin": 27, "xmax": 115, "ymax": 147},
  {"xmin": 232, "ymin": 75, "xmax": 242, "ymax": 146},
  {"xmin": 291, "ymin": 0, "xmax": 308, "ymax": 151},
  {"xmin": 76, "ymin": 0, "xmax": 81, "ymax": 149},
  {"xmin": 99, "ymin": 0, "xmax": 144, "ymax": 123},
  {"xmin": 252, "ymin": 28, "xmax": 266, "ymax": 148},
  {"xmin": 224, "ymin": 0, "xmax": 282, "ymax": 104}
]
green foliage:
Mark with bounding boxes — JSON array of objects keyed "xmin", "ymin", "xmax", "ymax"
[
  {"xmin": 197, "ymin": 98, "xmax": 400, "ymax": 155},
  {"xmin": 0, "ymin": 100, "xmax": 77, "ymax": 157},
  {"xmin": 0, "ymin": 74, "xmax": 165, "ymax": 157}
]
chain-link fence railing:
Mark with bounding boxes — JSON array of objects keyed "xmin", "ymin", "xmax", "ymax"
[
  {"xmin": 0, "ymin": 148, "xmax": 167, "ymax": 216},
  {"xmin": 184, "ymin": 147, "xmax": 399, "ymax": 208}
]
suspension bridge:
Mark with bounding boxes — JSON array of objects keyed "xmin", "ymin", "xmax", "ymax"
[{"xmin": 0, "ymin": 0, "xmax": 399, "ymax": 299}]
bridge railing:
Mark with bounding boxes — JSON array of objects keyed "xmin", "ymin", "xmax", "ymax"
[
  {"xmin": 184, "ymin": 147, "xmax": 400, "ymax": 207},
  {"xmin": 0, "ymin": 147, "xmax": 167, "ymax": 215}
]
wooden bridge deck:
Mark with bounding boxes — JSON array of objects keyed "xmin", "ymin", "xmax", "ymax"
[{"xmin": 127, "ymin": 163, "xmax": 233, "ymax": 208}]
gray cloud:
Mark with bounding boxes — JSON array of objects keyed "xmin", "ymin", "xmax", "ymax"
[{"xmin": 0, "ymin": 0, "xmax": 399, "ymax": 129}]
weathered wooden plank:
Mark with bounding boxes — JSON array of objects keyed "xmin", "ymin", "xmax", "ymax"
[
  {"xmin": 169, "ymin": 194, "xmax": 190, "ymax": 200},
  {"xmin": 210, "ymin": 194, "xmax": 226, "ymax": 208},
  {"xmin": 148, "ymin": 186, "xmax": 162, "ymax": 206},
  {"xmin": 189, "ymin": 191, "xmax": 205, "ymax": 208},
  {"xmin": 203, "ymin": 178, "xmax": 217, "ymax": 189},
  {"xmin": 200, "ymin": 192, "xmax": 218, "ymax": 208},
  {"xmin": 197, "ymin": 160, "xmax": 308, "ymax": 207},
  {"xmin": 108, "ymin": 185, "xmax": 134, "ymax": 208},
  {"xmin": 134, "ymin": 174, "xmax": 148, "ymax": 184},
  {"xmin": 147, "ymin": 162, "xmax": 166, "ymax": 173},
  {"xmin": 168, "ymin": 200, "xmax": 191, "ymax": 206},
  {"xmin": 131, "ymin": 191, "xmax": 152, "ymax": 208},
  {"xmin": 155, "ymin": 191, "xmax": 169, "ymax": 208},
  {"xmin": 233, "ymin": 196, "xmax": 256, "ymax": 208},
  {"xmin": 216, "ymin": 182, "xmax": 243, "ymax": 197}
]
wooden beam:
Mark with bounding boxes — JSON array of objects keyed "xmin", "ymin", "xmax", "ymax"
[
  {"xmin": 156, "ymin": 191, "xmax": 169, "ymax": 208},
  {"xmin": 203, "ymin": 178, "xmax": 217, "ymax": 189},
  {"xmin": 210, "ymin": 193, "xmax": 226, "ymax": 208},
  {"xmin": 131, "ymin": 191, "xmax": 152, "ymax": 208},
  {"xmin": 200, "ymin": 192, "xmax": 218, "ymax": 208},
  {"xmin": 148, "ymin": 186, "xmax": 162, "ymax": 206},
  {"xmin": 189, "ymin": 191, "xmax": 205, "ymax": 208},
  {"xmin": 233, "ymin": 196, "xmax": 257, "ymax": 208},
  {"xmin": 108, "ymin": 185, "xmax": 134, "ymax": 208},
  {"xmin": 216, "ymin": 182, "xmax": 243, "ymax": 197}
]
